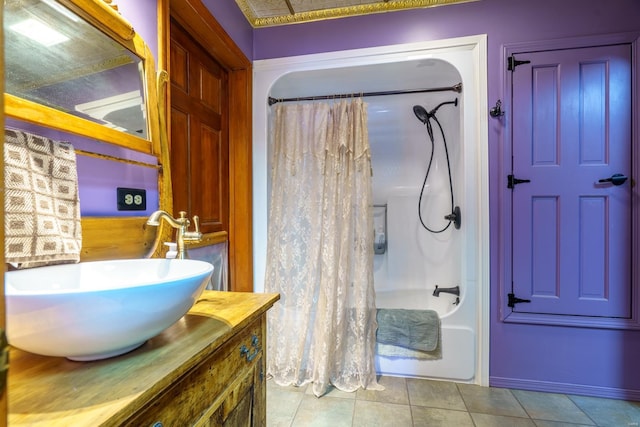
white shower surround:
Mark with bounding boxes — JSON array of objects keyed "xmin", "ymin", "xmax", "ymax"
[{"xmin": 252, "ymin": 35, "xmax": 489, "ymax": 385}]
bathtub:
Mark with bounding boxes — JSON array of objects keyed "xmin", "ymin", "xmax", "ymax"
[
  {"xmin": 371, "ymin": 184, "xmax": 476, "ymax": 382},
  {"xmin": 375, "ymin": 288, "xmax": 476, "ymax": 382}
]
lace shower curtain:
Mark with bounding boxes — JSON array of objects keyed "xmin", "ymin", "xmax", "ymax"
[{"xmin": 265, "ymin": 99, "xmax": 381, "ymax": 397}]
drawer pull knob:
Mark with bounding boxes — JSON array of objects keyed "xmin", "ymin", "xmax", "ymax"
[
  {"xmin": 240, "ymin": 345, "xmax": 258, "ymax": 362},
  {"xmin": 240, "ymin": 335, "xmax": 260, "ymax": 362}
]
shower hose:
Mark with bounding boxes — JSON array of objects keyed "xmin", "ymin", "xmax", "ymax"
[{"xmin": 416, "ymin": 99, "xmax": 458, "ymax": 233}]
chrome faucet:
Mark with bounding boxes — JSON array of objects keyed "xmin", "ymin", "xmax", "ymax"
[{"xmin": 147, "ymin": 210, "xmax": 202, "ymax": 259}]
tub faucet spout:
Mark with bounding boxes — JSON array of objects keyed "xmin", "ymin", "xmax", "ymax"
[{"xmin": 433, "ymin": 285, "xmax": 460, "ymax": 297}]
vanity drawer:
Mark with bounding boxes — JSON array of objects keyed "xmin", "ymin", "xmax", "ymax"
[{"xmin": 126, "ymin": 317, "xmax": 264, "ymax": 427}]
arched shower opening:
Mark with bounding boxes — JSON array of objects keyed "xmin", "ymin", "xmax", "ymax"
[{"xmin": 253, "ymin": 36, "xmax": 489, "ymax": 385}]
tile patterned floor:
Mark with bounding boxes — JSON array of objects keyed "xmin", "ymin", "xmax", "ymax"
[{"xmin": 267, "ymin": 376, "xmax": 640, "ymax": 427}]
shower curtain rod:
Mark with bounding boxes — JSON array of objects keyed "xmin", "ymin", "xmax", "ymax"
[{"xmin": 267, "ymin": 82, "xmax": 462, "ymax": 105}]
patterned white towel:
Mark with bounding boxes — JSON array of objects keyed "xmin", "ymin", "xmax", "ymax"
[{"xmin": 4, "ymin": 128, "xmax": 81, "ymax": 268}]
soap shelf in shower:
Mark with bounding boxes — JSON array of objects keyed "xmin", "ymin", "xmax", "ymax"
[{"xmin": 373, "ymin": 204, "xmax": 387, "ymax": 255}]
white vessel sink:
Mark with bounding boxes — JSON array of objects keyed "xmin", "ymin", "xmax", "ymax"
[{"xmin": 5, "ymin": 258, "xmax": 213, "ymax": 361}]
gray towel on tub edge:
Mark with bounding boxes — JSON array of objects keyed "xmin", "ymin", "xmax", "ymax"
[{"xmin": 376, "ymin": 308, "xmax": 440, "ymax": 352}]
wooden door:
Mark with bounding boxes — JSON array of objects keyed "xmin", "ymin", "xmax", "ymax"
[
  {"xmin": 169, "ymin": 19, "xmax": 229, "ymax": 234},
  {"xmin": 509, "ymin": 44, "xmax": 632, "ymax": 318},
  {"xmin": 162, "ymin": 0, "xmax": 253, "ymax": 292}
]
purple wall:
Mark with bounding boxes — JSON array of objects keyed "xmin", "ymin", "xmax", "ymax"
[
  {"xmin": 201, "ymin": 0, "xmax": 253, "ymax": 60},
  {"xmin": 252, "ymin": 0, "xmax": 640, "ymax": 61},
  {"xmin": 211, "ymin": 0, "xmax": 640, "ymax": 398},
  {"xmin": 118, "ymin": 0, "xmax": 159, "ymax": 62}
]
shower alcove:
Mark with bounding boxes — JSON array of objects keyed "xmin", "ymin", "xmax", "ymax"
[{"xmin": 253, "ymin": 35, "xmax": 489, "ymax": 385}]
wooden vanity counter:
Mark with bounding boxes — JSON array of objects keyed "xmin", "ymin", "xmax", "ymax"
[{"xmin": 8, "ymin": 290, "xmax": 280, "ymax": 426}]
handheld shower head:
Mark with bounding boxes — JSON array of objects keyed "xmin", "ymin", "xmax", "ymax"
[
  {"xmin": 414, "ymin": 98, "xmax": 459, "ymax": 127},
  {"xmin": 413, "ymin": 105, "xmax": 429, "ymax": 124}
]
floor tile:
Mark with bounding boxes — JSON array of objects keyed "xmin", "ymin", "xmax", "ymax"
[
  {"xmin": 356, "ymin": 375, "xmax": 409, "ymax": 405},
  {"xmin": 457, "ymin": 383, "xmax": 528, "ymax": 418},
  {"xmin": 569, "ymin": 394, "xmax": 640, "ymax": 427},
  {"xmin": 268, "ymin": 378, "xmax": 309, "ymax": 394},
  {"xmin": 305, "ymin": 383, "xmax": 357, "ymax": 399},
  {"xmin": 471, "ymin": 412, "xmax": 536, "ymax": 427},
  {"xmin": 266, "ymin": 383, "xmax": 305, "ymax": 427},
  {"xmin": 407, "ymin": 378, "xmax": 467, "ymax": 411},
  {"xmin": 512, "ymin": 389, "xmax": 595, "ymax": 425},
  {"xmin": 352, "ymin": 400, "xmax": 412, "ymax": 427},
  {"xmin": 411, "ymin": 406, "xmax": 474, "ymax": 426},
  {"xmin": 266, "ymin": 376, "xmax": 640, "ymax": 427},
  {"xmin": 533, "ymin": 421, "xmax": 595, "ymax": 427},
  {"xmin": 291, "ymin": 395, "xmax": 355, "ymax": 427}
]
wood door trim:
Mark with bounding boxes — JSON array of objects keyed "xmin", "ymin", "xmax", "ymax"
[
  {"xmin": 160, "ymin": 0, "xmax": 254, "ymax": 292},
  {"xmin": 168, "ymin": 1, "xmax": 250, "ymax": 70}
]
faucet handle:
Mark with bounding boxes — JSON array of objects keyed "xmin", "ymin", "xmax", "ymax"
[{"xmin": 183, "ymin": 214, "xmax": 202, "ymax": 241}]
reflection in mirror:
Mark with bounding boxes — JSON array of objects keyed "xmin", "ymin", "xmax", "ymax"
[{"xmin": 4, "ymin": 0, "xmax": 148, "ymax": 138}]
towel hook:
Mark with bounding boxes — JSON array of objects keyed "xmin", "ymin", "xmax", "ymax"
[{"xmin": 490, "ymin": 99, "xmax": 504, "ymax": 118}]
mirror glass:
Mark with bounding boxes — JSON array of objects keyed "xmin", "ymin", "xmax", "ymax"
[{"xmin": 4, "ymin": 0, "xmax": 149, "ymax": 139}]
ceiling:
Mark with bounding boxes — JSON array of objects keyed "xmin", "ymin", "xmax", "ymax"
[{"xmin": 234, "ymin": 0, "xmax": 475, "ymax": 27}]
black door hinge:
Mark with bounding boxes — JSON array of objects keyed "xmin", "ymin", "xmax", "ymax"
[
  {"xmin": 507, "ymin": 174, "xmax": 531, "ymax": 189},
  {"xmin": 508, "ymin": 55, "xmax": 531, "ymax": 71},
  {"xmin": 508, "ymin": 293, "xmax": 531, "ymax": 308}
]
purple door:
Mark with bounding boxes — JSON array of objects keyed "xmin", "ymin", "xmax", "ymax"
[{"xmin": 510, "ymin": 44, "xmax": 632, "ymax": 318}]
